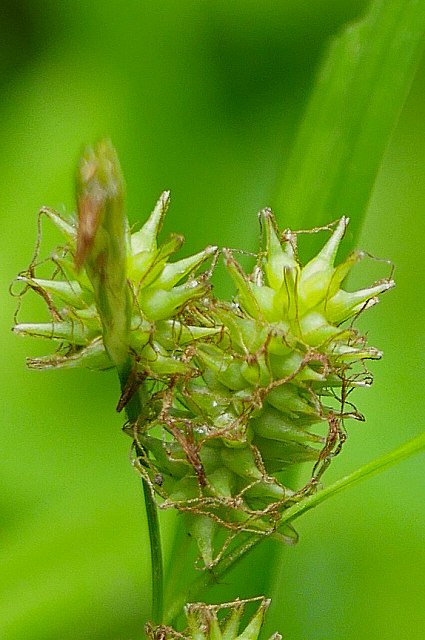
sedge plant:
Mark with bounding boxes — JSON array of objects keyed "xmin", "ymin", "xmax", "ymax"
[
  {"xmin": 12, "ymin": 138, "xmax": 424, "ymax": 639},
  {"xmin": 11, "ymin": 1, "xmax": 425, "ymax": 637}
]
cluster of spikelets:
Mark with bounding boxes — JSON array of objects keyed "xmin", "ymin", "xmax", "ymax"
[
  {"xmin": 145, "ymin": 597, "xmax": 280, "ymax": 640},
  {"xmin": 13, "ymin": 141, "xmax": 394, "ymax": 568}
]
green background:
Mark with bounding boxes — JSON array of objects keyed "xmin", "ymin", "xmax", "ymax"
[{"xmin": 1, "ymin": 2, "xmax": 424, "ymax": 639}]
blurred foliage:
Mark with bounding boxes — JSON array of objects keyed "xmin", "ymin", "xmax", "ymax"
[{"xmin": 1, "ymin": 1, "xmax": 424, "ymax": 639}]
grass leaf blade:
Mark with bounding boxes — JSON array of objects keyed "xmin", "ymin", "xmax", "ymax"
[
  {"xmin": 274, "ymin": 0, "xmax": 425, "ymax": 247},
  {"xmin": 280, "ymin": 432, "xmax": 425, "ymax": 526}
]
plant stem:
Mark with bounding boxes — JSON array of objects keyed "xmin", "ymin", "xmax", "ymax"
[
  {"xmin": 164, "ymin": 515, "xmax": 193, "ymax": 609},
  {"xmin": 141, "ymin": 475, "xmax": 163, "ymax": 623},
  {"xmin": 118, "ymin": 363, "xmax": 164, "ymax": 624},
  {"xmin": 167, "ymin": 431, "xmax": 425, "ymax": 623},
  {"xmin": 278, "ymin": 431, "xmax": 425, "ymax": 527}
]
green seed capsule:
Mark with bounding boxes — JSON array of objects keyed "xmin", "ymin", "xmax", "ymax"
[
  {"xmin": 13, "ymin": 321, "xmax": 93, "ymax": 344},
  {"xmin": 26, "ymin": 338, "xmax": 111, "ymax": 371},
  {"xmin": 253, "ymin": 435, "xmax": 320, "ymax": 471},
  {"xmin": 140, "ymin": 281, "xmax": 209, "ymax": 321},
  {"xmin": 196, "ymin": 344, "xmax": 248, "ymax": 391},
  {"xmin": 156, "ymin": 245, "xmax": 217, "ymax": 290},
  {"xmin": 261, "ymin": 208, "xmax": 298, "ymax": 291},
  {"xmin": 243, "ymin": 479, "xmax": 286, "ymax": 506},
  {"xmin": 298, "ymin": 217, "xmax": 348, "ymax": 310},
  {"xmin": 18, "ymin": 276, "xmax": 88, "ymax": 309},
  {"xmin": 265, "ymin": 384, "xmax": 316, "ymax": 416},
  {"xmin": 325, "ymin": 279, "xmax": 394, "ymax": 324},
  {"xmin": 221, "ymin": 445, "xmax": 263, "ymax": 481},
  {"xmin": 240, "ymin": 355, "xmax": 272, "ymax": 387},
  {"xmin": 250, "ymin": 406, "xmax": 324, "ymax": 444},
  {"xmin": 186, "ymin": 513, "xmax": 217, "ymax": 567}
]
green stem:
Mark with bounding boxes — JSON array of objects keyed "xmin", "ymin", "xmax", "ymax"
[
  {"xmin": 167, "ymin": 432, "xmax": 425, "ymax": 623},
  {"xmin": 278, "ymin": 431, "xmax": 425, "ymax": 527},
  {"xmin": 118, "ymin": 362, "xmax": 164, "ymax": 624},
  {"xmin": 164, "ymin": 516, "xmax": 193, "ymax": 609},
  {"xmin": 141, "ymin": 476, "xmax": 164, "ymax": 623}
]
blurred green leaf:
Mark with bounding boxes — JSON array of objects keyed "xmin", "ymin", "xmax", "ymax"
[{"xmin": 274, "ymin": 0, "xmax": 425, "ymax": 251}]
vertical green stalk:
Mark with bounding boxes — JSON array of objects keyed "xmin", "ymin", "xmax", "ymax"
[
  {"xmin": 124, "ymin": 390, "xmax": 164, "ymax": 624},
  {"xmin": 141, "ymin": 477, "xmax": 164, "ymax": 623},
  {"xmin": 75, "ymin": 140, "xmax": 163, "ymax": 624}
]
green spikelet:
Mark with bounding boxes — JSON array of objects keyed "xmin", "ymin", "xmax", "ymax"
[{"xmin": 13, "ymin": 142, "xmax": 217, "ymax": 387}]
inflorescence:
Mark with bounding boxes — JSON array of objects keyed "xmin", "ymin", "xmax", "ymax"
[{"xmin": 12, "ymin": 141, "xmax": 394, "ymax": 568}]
